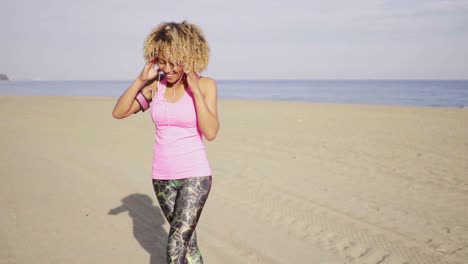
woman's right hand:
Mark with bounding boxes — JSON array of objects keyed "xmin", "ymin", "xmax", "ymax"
[{"xmin": 138, "ymin": 57, "xmax": 160, "ymax": 81}]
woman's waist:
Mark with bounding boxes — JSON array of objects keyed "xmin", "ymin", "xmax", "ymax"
[
  {"xmin": 155, "ymin": 126, "xmax": 202, "ymax": 140},
  {"xmin": 153, "ymin": 146, "xmax": 210, "ymax": 169},
  {"xmin": 154, "ymin": 139, "xmax": 206, "ymax": 156}
]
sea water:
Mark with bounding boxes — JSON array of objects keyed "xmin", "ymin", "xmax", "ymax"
[{"xmin": 1, "ymin": 80, "xmax": 467, "ymax": 107}]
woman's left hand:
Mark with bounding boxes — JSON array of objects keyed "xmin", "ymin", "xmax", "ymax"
[{"xmin": 185, "ymin": 71, "xmax": 201, "ymax": 94}]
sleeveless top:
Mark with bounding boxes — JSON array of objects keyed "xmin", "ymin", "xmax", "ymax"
[{"xmin": 149, "ymin": 77, "xmax": 212, "ymax": 180}]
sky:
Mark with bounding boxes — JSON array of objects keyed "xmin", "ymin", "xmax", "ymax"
[{"xmin": 1, "ymin": 0, "xmax": 468, "ymax": 80}]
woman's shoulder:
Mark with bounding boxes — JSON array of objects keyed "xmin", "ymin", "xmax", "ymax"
[
  {"xmin": 198, "ymin": 76, "xmax": 217, "ymax": 97},
  {"xmin": 198, "ymin": 76, "xmax": 217, "ymax": 89}
]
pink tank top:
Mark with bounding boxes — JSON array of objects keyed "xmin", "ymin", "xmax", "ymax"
[{"xmin": 150, "ymin": 77, "xmax": 212, "ymax": 180}]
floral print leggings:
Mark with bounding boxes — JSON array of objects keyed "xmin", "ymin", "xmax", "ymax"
[{"xmin": 152, "ymin": 176, "xmax": 212, "ymax": 264}]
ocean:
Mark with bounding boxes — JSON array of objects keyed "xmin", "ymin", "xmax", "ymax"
[{"xmin": 1, "ymin": 80, "xmax": 467, "ymax": 107}]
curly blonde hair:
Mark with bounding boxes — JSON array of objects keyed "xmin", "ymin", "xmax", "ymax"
[{"xmin": 143, "ymin": 21, "xmax": 210, "ymax": 73}]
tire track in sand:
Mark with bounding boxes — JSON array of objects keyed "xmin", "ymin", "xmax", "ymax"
[{"xmin": 215, "ymin": 172, "xmax": 466, "ymax": 264}]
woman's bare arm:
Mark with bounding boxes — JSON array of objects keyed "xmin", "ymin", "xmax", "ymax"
[
  {"xmin": 112, "ymin": 78, "xmax": 146, "ymax": 119},
  {"xmin": 187, "ymin": 74, "xmax": 219, "ymax": 141},
  {"xmin": 112, "ymin": 59, "xmax": 158, "ymax": 119},
  {"xmin": 112, "ymin": 82, "xmax": 154, "ymax": 119}
]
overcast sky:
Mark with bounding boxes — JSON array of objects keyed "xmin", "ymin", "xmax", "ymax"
[{"xmin": 1, "ymin": 0, "xmax": 468, "ymax": 80}]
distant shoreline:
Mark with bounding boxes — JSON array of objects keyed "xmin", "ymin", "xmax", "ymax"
[{"xmin": 0, "ymin": 74, "xmax": 8, "ymax": 81}]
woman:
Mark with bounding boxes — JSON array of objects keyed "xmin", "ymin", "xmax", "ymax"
[{"xmin": 112, "ymin": 21, "xmax": 219, "ymax": 264}]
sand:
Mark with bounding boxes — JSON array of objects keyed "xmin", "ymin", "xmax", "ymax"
[{"xmin": 1, "ymin": 96, "xmax": 467, "ymax": 264}]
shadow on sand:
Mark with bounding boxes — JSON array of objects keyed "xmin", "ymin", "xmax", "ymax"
[{"xmin": 109, "ymin": 193, "xmax": 167, "ymax": 264}]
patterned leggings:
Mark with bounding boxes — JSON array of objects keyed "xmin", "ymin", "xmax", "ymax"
[{"xmin": 152, "ymin": 176, "xmax": 212, "ymax": 264}]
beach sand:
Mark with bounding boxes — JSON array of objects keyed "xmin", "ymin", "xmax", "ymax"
[{"xmin": 1, "ymin": 96, "xmax": 467, "ymax": 264}]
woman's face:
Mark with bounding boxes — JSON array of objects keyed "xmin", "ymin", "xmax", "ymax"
[{"xmin": 156, "ymin": 55, "xmax": 184, "ymax": 84}]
